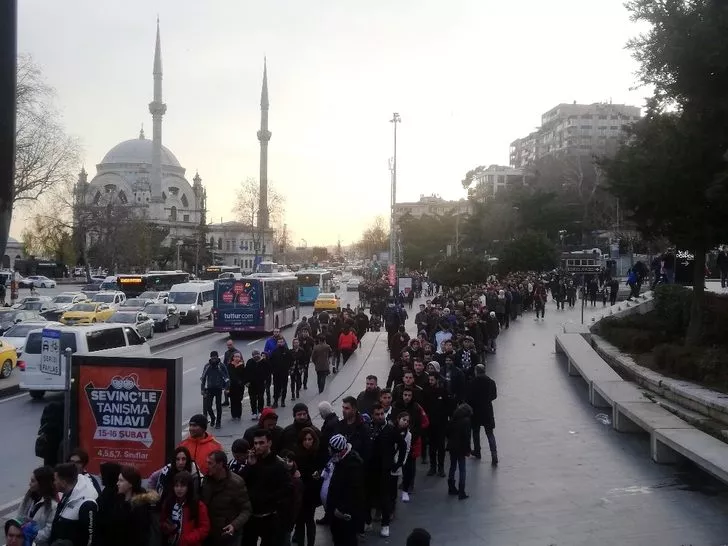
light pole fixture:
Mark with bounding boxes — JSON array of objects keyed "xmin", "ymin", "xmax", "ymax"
[
  {"xmin": 389, "ymin": 112, "xmax": 401, "ymax": 269},
  {"xmin": 176, "ymin": 240, "xmax": 183, "ymax": 270}
]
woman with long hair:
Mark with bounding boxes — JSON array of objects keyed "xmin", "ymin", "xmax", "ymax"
[
  {"xmin": 95, "ymin": 462, "xmax": 124, "ymax": 546},
  {"xmin": 150, "ymin": 446, "xmax": 201, "ymax": 503},
  {"xmin": 17, "ymin": 466, "xmax": 57, "ymax": 546},
  {"xmin": 160, "ymin": 471, "xmax": 210, "ymax": 546},
  {"xmin": 117, "ymin": 465, "xmax": 161, "ymax": 545},
  {"xmin": 293, "ymin": 427, "xmax": 323, "ymax": 546}
]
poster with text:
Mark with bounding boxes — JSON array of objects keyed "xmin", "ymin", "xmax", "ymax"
[{"xmin": 77, "ymin": 366, "xmax": 167, "ymax": 476}]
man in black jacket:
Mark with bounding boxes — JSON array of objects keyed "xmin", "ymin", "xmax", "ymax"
[
  {"xmin": 466, "ymin": 364, "xmax": 498, "ymax": 465},
  {"xmin": 455, "ymin": 336, "xmax": 480, "ymax": 380},
  {"xmin": 242, "ymin": 429, "xmax": 293, "ymax": 546},
  {"xmin": 270, "ymin": 338, "xmax": 293, "ymax": 408},
  {"xmin": 49, "ymin": 463, "xmax": 98, "ymax": 546},
  {"xmin": 281, "ymin": 402, "xmax": 321, "ymax": 452},
  {"xmin": 422, "ymin": 372, "xmax": 449, "ymax": 477},
  {"xmin": 355, "ymin": 375, "xmax": 381, "ymax": 417},
  {"xmin": 222, "ymin": 338, "xmax": 238, "ymax": 407},
  {"xmin": 336, "ymin": 397, "xmax": 372, "ymax": 463},
  {"xmin": 323, "ymin": 434, "xmax": 365, "ymax": 546}
]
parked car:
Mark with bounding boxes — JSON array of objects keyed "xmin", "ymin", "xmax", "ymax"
[
  {"xmin": 107, "ymin": 311, "xmax": 155, "ymax": 339},
  {"xmin": 0, "ymin": 338, "xmax": 18, "ymax": 379},
  {"xmin": 140, "ymin": 291, "xmax": 169, "ymax": 304},
  {"xmin": 144, "ymin": 304, "xmax": 180, "ymax": 332},
  {"xmin": 120, "ymin": 298, "xmax": 152, "ymax": 310},
  {"xmin": 1, "ymin": 321, "xmax": 60, "ymax": 357},
  {"xmin": 346, "ymin": 279, "xmax": 360, "ymax": 291},
  {"xmin": 0, "ymin": 309, "xmax": 43, "ymax": 333},
  {"xmin": 12, "ymin": 296, "xmax": 52, "ymax": 310},
  {"xmin": 59, "ymin": 302, "xmax": 115, "ymax": 325},
  {"xmin": 18, "ymin": 276, "xmax": 57, "ymax": 289}
]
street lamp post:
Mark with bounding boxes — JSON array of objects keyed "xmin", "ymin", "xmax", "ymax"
[
  {"xmin": 389, "ymin": 113, "xmax": 401, "ymax": 270},
  {"xmin": 176, "ymin": 240, "xmax": 183, "ymax": 270}
]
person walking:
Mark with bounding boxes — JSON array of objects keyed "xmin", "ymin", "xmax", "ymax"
[
  {"xmin": 201, "ymin": 351, "xmax": 230, "ymax": 429},
  {"xmin": 115, "ymin": 465, "xmax": 162, "ymax": 546},
  {"xmin": 311, "ymin": 335, "xmax": 332, "ymax": 394},
  {"xmin": 446, "ymin": 403, "xmax": 473, "ymax": 500},
  {"xmin": 466, "ymin": 364, "xmax": 498, "ymax": 465},
  {"xmin": 228, "ymin": 351, "xmax": 247, "ymax": 421},
  {"xmin": 179, "ymin": 415, "xmax": 224, "ymax": 476},
  {"xmin": 290, "ymin": 338, "xmax": 306, "ymax": 401},
  {"xmin": 201, "ymin": 451, "xmax": 252, "ymax": 546},
  {"xmin": 160, "ymin": 470, "xmax": 210, "ymax": 546},
  {"xmin": 338, "ymin": 325, "xmax": 359, "ymax": 365},
  {"xmin": 17, "ymin": 466, "xmax": 57, "ymax": 546},
  {"xmin": 222, "ymin": 339, "xmax": 238, "ymax": 407},
  {"xmin": 245, "ymin": 351, "xmax": 266, "ymax": 420},
  {"xmin": 321, "ymin": 434, "xmax": 366, "ymax": 546},
  {"xmin": 271, "ymin": 338, "xmax": 293, "ymax": 408},
  {"xmin": 294, "ymin": 428, "xmax": 323, "ymax": 546},
  {"xmin": 423, "ymin": 372, "xmax": 449, "ymax": 477}
]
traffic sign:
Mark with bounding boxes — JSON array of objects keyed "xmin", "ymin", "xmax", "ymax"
[
  {"xmin": 41, "ymin": 329, "xmax": 62, "ymax": 376},
  {"xmin": 566, "ymin": 265, "xmax": 602, "ymax": 273}
]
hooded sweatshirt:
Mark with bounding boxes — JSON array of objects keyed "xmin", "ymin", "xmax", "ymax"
[
  {"xmin": 201, "ymin": 357, "xmax": 229, "ymax": 390},
  {"xmin": 179, "ymin": 433, "xmax": 224, "ymax": 475}
]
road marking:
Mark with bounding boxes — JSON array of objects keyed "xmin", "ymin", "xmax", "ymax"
[
  {"xmin": 182, "ymin": 367, "xmax": 198, "ymax": 375},
  {"xmin": 247, "ymin": 337, "xmax": 264, "ymax": 346},
  {"xmin": 0, "ymin": 392, "xmax": 28, "ymax": 404},
  {"xmin": 155, "ymin": 332, "xmax": 228, "ymax": 353}
]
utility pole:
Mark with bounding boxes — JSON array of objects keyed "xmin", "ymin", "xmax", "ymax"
[{"xmin": 389, "ymin": 113, "xmax": 401, "ymax": 269}]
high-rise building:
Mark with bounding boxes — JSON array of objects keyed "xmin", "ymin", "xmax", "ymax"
[
  {"xmin": 394, "ymin": 194, "xmax": 471, "ymax": 222},
  {"xmin": 509, "ymin": 102, "xmax": 641, "ymax": 168},
  {"xmin": 469, "ymin": 165, "xmax": 526, "ymax": 202}
]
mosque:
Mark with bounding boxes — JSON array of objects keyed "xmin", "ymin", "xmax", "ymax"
[{"xmin": 74, "ymin": 21, "xmax": 273, "ymax": 269}]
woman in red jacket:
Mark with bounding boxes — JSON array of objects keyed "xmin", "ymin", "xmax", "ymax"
[
  {"xmin": 338, "ymin": 325, "xmax": 359, "ymax": 364},
  {"xmin": 160, "ymin": 471, "xmax": 210, "ymax": 546}
]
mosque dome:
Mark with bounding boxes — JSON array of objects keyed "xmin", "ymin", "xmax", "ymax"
[{"xmin": 99, "ymin": 135, "xmax": 181, "ymax": 168}]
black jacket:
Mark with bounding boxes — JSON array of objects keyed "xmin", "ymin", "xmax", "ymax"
[
  {"xmin": 422, "ymin": 382, "xmax": 450, "ymax": 433},
  {"xmin": 325, "ymin": 450, "xmax": 365, "ymax": 524},
  {"xmin": 270, "ymin": 346, "xmax": 293, "ymax": 377},
  {"xmin": 356, "ymin": 388, "xmax": 381, "ymax": 417},
  {"xmin": 368, "ymin": 421, "xmax": 406, "ymax": 473},
  {"xmin": 282, "ymin": 419, "xmax": 321, "ymax": 453},
  {"xmin": 241, "ymin": 452, "xmax": 293, "ymax": 517},
  {"xmin": 440, "ymin": 363, "xmax": 466, "ymax": 407},
  {"xmin": 335, "ymin": 415, "xmax": 372, "ymax": 463},
  {"xmin": 113, "ymin": 490, "xmax": 161, "ymax": 546},
  {"xmin": 245, "ymin": 357, "xmax": 268, "ymax": 386},
  {"xmin": 466, "ymin": 375, "xmax": 497, "ymax": 429},
  {"xmin": 446, "ymin": 404, "xmax": 472, "ymax": 457}
]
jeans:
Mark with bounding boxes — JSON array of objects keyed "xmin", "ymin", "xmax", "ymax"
[
  {"xmin": 290, "ymin": 372, "xmax": 302, "ymax": 399},
  {"xmin": 242, "ymin": 514, "xmax": 280, "ymax": 546},
  {"xmin": 472, "ymin": 421, "xmax": 497, "ymax": 457},
  {"xmin": 229, "ymin": 384, "xmax": 245, "ymax": 419},
  {"xmin": 428, "ymin": 430, "xmax": 446, "ymax": 471},
  {"xmin": 316, "ymin": 371, "xmax": 328, "ymax": 394},
  {"xmin": 203, "ymin": 388, "xmax": 222, "ymax": 425},
  {"xmin": 273, "ymin": 374, "xmax": 288, "ymax": 405},
  {"xmin": 249, "ymin": 384, "xmax": 264, "ymax": 415},
  {"xmin": 294, "ymin": 503, "xmax": 316, "ymax": 546},
  {"xmin": 448, "ymin": 453, "xmax": 466, "ymax": 491},
  {"xmin": 401, "ymin": 453, "xmax": 416, "ymax": 492},
  {"xmin": 302, "ymin": 362, "xmax": 310, "ymax": 389},
  {"xmin": 380, "ymin": 474, "xmax": 398, "ymax": 526},
  {"xmin": 341, "ymin": 348, "xmax": 354, "ymax": 364},
  {"xmin": 535, "ymin": 302, "xmax": 545, "ymax": 318}
]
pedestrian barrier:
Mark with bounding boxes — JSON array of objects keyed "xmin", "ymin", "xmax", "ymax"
[
  {"xmin": 555, "ymin": 330, "xmax": 728, "ymax": 486},
  {"xmin": 554, "ymin": 333, "xmax": 621, "ymax": 406}
]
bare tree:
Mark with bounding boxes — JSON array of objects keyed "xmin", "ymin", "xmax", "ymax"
[
  {"xmin": 15, "ymin": 54, "xmax": 80, "ymax": 203},
  {"xmin": 356, "ymin": 216, "xmax": 389, "ymax": 258},
  {"xmin": 233, "ymin": 177, "xmax": 285, "ymax": 263}
]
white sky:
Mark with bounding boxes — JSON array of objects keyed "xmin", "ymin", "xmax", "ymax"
[{"xmin": 13, "ymin": 0, "xmax": 648, "ymax": 247}]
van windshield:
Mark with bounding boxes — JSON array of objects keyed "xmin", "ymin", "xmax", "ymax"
[
  {"xmin": 168, "ymin": 292, "xmax": 196, "ymax": 304},
  {"xmin": 25, "ymin": 332, "xmax": 78, "ymax": 354}
]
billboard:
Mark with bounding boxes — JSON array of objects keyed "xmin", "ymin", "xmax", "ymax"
[
  {"xmin": 387, "ymin": 264, "xmax": 396, "ymax": 286},
  {"xmin": 72, "ymin": 356, "xmax": 182, "ymax": 477},
  {"xmin": 398, "ymin": 277, "xmax": 412, "ymax": 295}
]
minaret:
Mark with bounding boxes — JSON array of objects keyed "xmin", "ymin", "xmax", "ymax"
[
  {"xmin": 149, "ymin": 18, "xmax": 167, "ymax": 217},
  {"xmin": 256, "ymin": 58, "xmax": 271, "ymax": 230}
]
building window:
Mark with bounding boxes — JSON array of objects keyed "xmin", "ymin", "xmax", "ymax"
[
  {"xmin": 118, "ymin": 191, "xmax": 128, "ymax": 204},
  {"xmin": 217, "ymin": 238, "xmax": 222, "ymax": 250},
  {"xmin": 209, "ymin": 237, "xmax": 215, "ymax": 248},
  {"xmin": 162, "ymin": 192, "xmax": 167, "ymax": 201},
  {"xmin": 234, "ymin": 258, "xmax": 238, "ymax": 266},
  {"xmin": 168, "ymin": 186, "xmax": 179, "ymax": 196},
  {"xmin": 93, "ymin": 191, "xmax": 101, "ymax": 205},
  {"xmin": 581, "ymin": 114, "xmax": 593, "ymax": 119},
  {"xmin": 598, "ymin": 115, "xmax": 607, "ymax": 120},
  {"xmin": 181, "ymin": 194, "xmax": 189, "ymax": 208},
  {"xmin": 183, "ymin": 214, "xmax": 190, "ymax": 222},
  {"xmin": 610, "ymin": 126, "xmax": 619, "ymax": 130},
  {"xmin": 580, "ymin": 125, "xmax": 591, "ymax": 129},
  {"xmin": 170, "ymin": 206, "xmax": 177, "ymax": 221},
  {"xmin": 226, "ymin": 240, "xmax": 230, "ymax": 251},
  {"xmin": 611, "ymin": 115, "xmax": 619, "ymax": 120}
]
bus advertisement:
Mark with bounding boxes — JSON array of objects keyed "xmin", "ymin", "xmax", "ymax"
[
  {"xmin": 213, "ymin": 274, "xmax": 298, "ymax": 333},
  {"xmin": 295, "ymin": 270, "xmax": 333, "ymax": 304},
  {"xmin": 117, "ymin": 271, "xmax": 190, "ymax": 297}
]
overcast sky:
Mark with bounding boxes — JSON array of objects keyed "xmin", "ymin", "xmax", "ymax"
[{"xmin": 14, "ymin": 0, "xmax": 648, "ymax": 246}]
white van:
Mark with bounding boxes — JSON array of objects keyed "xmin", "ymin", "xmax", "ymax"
[
  {"xmin": 168, "ymin": 281, "xmax": 214, "ymax": 324},
  {"xmin": 19, "ymin": 323, "xmax": 152, "ymax": 399}
]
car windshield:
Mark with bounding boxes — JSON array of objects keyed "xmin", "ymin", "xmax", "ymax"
[
  {"xmin": 70, "ymin": 304, "xmax": 98, "ymax": 312},
  {"xmin": 52, "ymin": 296, "xmax": 74, "ymax": 303},
  {"xmin": 123, "ymin": 299, "xmax": 146, "ymax": 307},
  {"xmin": 82, "ymin": 284, "xmax": 100, "ymax": 291},
  {"xmin": 146, "ymin": 305, "xmax": 167, "ymax": 314},
  {"xmin": 3, "ymin": 324, "xmax": 43, "ymax": 337},
  {"xmin": 140, "ymin": 292, "xmax": 159, "ymax": 299},
  {"xmin": 318, "ymin": 293, "xmax": 336, "ymax": 299},
  {"xmin": 110, "ymin": 313, "xmax": 136, "ymax": 323},
  {"xmin": 92, "ymin": 293, "xmax": 115, "ymax": 303},
  {"xmin": 21, "ymin": 302, "xmax": 45, "ymax": 311},
  {"xmin": 168, "ymin": 292, "xmax": 196, "ymax": 304}
]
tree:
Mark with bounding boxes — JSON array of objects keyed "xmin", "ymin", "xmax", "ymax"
[
  {"xmin": 356, "ymin": 216, "xmax": 389, "ymax": 259},
  {"xmin": 21, "ymin": 215, "xmax": 74, "ymax": 264},
  {"xmin": 429, "ymin": 256, "xmax": 493, "ymax": 287},
  {"xmin": 498, "ymin": 231, "xmax": 559, "ymax": 273},
  {"xmin": 233, "ymin": 177, "xmax": 285, "ymax": 263},
  {"xmin": 15, "ymin": 55, "xmax": 80, "ymax": 203},
  {"xmin": 461, "ymin": 165, "xmax": 486, "ymax": 190},
  {"xmin": 399, "ymin": 213, "xmax": 458, "ymax": 269},
  {"xmin": 603, "ymin": 0, "xmax": 728, "ymax": 345}
]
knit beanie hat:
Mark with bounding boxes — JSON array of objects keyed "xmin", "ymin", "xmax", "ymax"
[
  {"xmin": 329, "ymin": 433, "xmax": 347, "ymax": 452},
  {"xmin": 189, "ymin": 414, "xmax": 208, "ymax": 430},
  {"xmin": 427, "ymin": 361, "xmax": 441, "ymax": 374},
  {"xmin": 292, "ymin": 402, "xmax": 309, "ymax": 417}
]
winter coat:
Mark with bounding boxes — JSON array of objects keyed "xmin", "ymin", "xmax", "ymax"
[
  {"xmin": 201, "ymin": 358, "xmax": 229, "ymax": 391},
  {"xmin": 48, "ymin": 475, "xmax": 98, "ymax": 546},
  {"xmin": 200, "ymin": 471, "xmax": 251, "ymax": 540},
  {"xmin": 18, "ymin": 496, "xmax": 57, "ymax": 546},
  {"xmin": 295, "ymin": 447, "xmax": 324, "ymax": 509},
  {"xmin": 356, "ymin": 388, "xmax": 381, "ymax": 417},
  {"xmin": 422, "ymin": 382, "xmax": 450, "ymax": 433},
  {"xmin": 114, "ymin": 490, "xmax": 161, "ymax": 546},
  {"xmin": 338, "ymin": 330, "xmax": 358, "ymax": 351},
  {"xmin": 446, "ymin": 404, "xmax": 473, "ymax": 457},
  {"xmin": 243, "ymin": 408, "xmax": 285, "ymax": 455},
  {"xmin": 311, "ymin": 343, "xmax": 331, "ymax": 373},
  {"xmin": 245, "ymin": 357, "xmax": 268, "ymax": 387},
  {"xmin": 270, "ymin": 346, "xmax": 293, "ymax": 378},
  {"xmin": 320, "ymin": 412, "xmax": 340, "ymax": 448},
  {"xmin": 152, "ymin": 460, "xmax": 202, "ymax": 503},
  {"xmin": 324, "ymin": 450, "xmax": 366, "ymax": 525},
  {"xmin": 178, "ymin": 433, "xmax": 224, "ymax": 475},
  {"xmin": 466, "ymin": 375, "xmax": 497, "ymax": 429},
  {"xmin": 160, "ymin": 500, "xmax": 210, "ymax": 546},
  {"xmin": 240, "ymin": 452, "xmax": 293, "ymax": 517},
  {"xmin": 281, "ymin": 419, "xmax": 321, "ymax": 453},
  {"xmin": 336, "ymin": 415, "xmax": 372, "ymax": 462}
]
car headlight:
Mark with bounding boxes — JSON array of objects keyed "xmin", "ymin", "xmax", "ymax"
[{"xmin": 190, "ymin": 305, "xmax": 197, "ymax": 310}]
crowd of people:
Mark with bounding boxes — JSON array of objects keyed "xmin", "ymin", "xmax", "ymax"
[{"xmin": 19, "ymin": 271, "xmax": 627, "ymax": 546}]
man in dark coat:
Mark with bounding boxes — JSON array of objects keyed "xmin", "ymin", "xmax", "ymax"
[
  {"xmin": 270, "ymin": 338, "xmax": 293, "ymax": 408},
  {"xmin": 446, "ymin": 403, "xmax": 472, "ymax": 500},
  {"xmin": 422, "ymin": 372, "xmax": 449, "ymax": 477},
  {"xmin": 336, "ymin": 397, "xmax": 372, "ymax": 463},
  {"xmin": 323, "ymin": 434, "xmax": 366, "ymax": 546},
  {"xmin": 466, "ymin": 364, "xmax": 498, "ymax": 465}
]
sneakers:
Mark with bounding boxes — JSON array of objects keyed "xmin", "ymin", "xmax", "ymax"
[
  {"xmin": 401, "ymin": 491, "xmax": 410, "ymax": 503},
  {"xmin": 380, "ymin": 526, "xmax": 390, "ymax": 538},
  {"xmin": 251, "ymin": 414, "xmax": 258, "ymax": 421}
]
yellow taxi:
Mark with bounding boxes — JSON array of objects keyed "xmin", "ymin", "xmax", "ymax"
[
  {"xmin": 60, "ymin": 302, "xmax": 115, "ymax": 325},
  {"xmin": 0, "ymin": 338, "xmax": 17, "ymax": 379},
  {"xmin": 314, "ymin": 292, "xmax": 341, "ymax": 313}
]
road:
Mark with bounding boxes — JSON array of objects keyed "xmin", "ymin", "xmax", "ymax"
[{"xmin": 0, "ymin": 282, "xmax": 362, "ymax": 509}]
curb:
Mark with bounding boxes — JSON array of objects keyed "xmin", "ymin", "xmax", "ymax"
[
  {"xmin": 149, "ymin": 325, "xmax": 219, "ymax": 352},
  {"xmin": 0, "ymin": 381, "xmax": 20, "ymax": 399}
]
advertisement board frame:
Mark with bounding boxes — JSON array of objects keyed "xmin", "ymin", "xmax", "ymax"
[{"xmin": 70, "ymin": 356, "xmax": 182, "ymax": 478}]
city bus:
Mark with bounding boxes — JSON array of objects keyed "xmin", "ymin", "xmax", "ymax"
[
  {"xmin": 117, "ymin": 271, "xmax": 190, "ymax": 298},
  {"xmin": 213, "ymin": 272, "xmax": 298, "ymax": 334},
  {"xmin": 200, "ymin": 265, "xmax": 242, "ymax": 280},
  {"xmin": 295, "ymin": 269, "xmax": 333, "ymax": 304}
]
